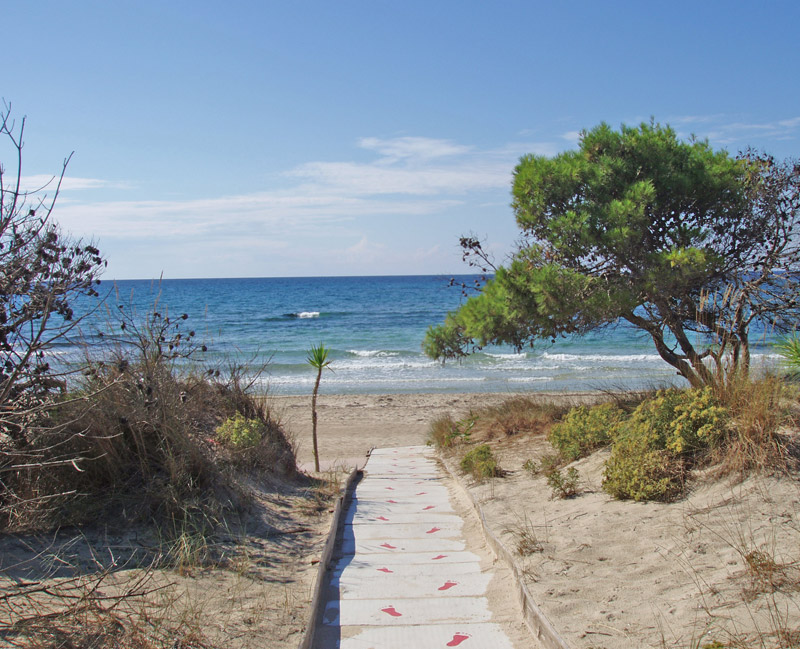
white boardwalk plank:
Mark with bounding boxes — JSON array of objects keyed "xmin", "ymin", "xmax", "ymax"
[
  {"xmin": 330, "ymin": 568, "xmax": 492, "ymax": 599},
  {"xmin": 332, "ymin": 551, "xmax": 482, "ymax": 569},
  {"xmin": 344, "ymin": 520, "xmax": 464, "ymax": 540},
  {"xmin": 323, "ymin": 596, "xmax": 493, "ymax": 626}
]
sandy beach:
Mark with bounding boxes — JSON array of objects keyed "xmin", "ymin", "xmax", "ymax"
[
  {"xmin": 272, "ymin": 391, "xmax": 597, "ymax": 472},
  {"xmin": 275, "ymin": 390, "xmax": 800, "ymax": 649},
  {"xmin": 3, "ymin": 390, "xmax": 797, "ymax": 648}
]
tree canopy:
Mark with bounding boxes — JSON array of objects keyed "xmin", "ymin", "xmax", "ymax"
[{"xmin": 424, "ymin": 121, "xmax": 800, "ymax": 388}]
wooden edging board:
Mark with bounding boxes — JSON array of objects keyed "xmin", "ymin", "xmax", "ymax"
[
  {"xmin": 438, "ymin": 455, "xmax": 571, "ymax": 649},
  {"xmin": 297, "ymin": 466, "xmax": 362, "ymax": 649}
]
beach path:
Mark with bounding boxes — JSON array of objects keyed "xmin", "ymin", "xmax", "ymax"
[{"xmin": 311, "ymin": 446, "xmax": 528, "ymax": 649}]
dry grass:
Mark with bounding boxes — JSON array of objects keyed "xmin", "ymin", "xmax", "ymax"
[
  {"xmin": 710, "ymin": 374, "xmax": 800, "ymax": 476},
  {"xmin": 1, "ymin": 351, "xmax": 295, "ymax": 534},
  {"xmin": 465, "ymin": 396, "xmax": 568, "ymax": 442},
  {"xmin": 0, "ymin": 549, "xmax": 211, "ymax": 649},
  {"xmin": 502, "ymin": 512, "xmax": 546, "ymax": 557},
  {"xmin": 668, "ymin": 486, "xmax": 800, "ymax": 648}
]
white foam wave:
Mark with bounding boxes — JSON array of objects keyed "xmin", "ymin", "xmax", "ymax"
[
  {"xmin": 484, "ymin": 352, "xmax": 528, "ymax": 360},
  {"xmin": 348, "ymin": 350, "xmax": 400, "ymax": 358},
  {"xmin": 541, "ymin": 352, "xmax": 660, "ymax": 363},
  {"xmin": 297, "ymin": 311, "xmax": 320, "ymax": 318}
]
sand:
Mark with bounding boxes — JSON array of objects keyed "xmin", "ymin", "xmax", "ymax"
[
  {"xmin": 3, "ymin": 391, "xmax": 798, "ymax": 648},
  {"xmin": 272, "ymin": 391, "xmax": 594, "ymax": 472},
  {"xmin": 277, "ymin": 391, "xmax": 800, "ymax": 649}
]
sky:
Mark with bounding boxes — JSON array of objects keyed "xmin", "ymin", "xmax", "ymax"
[{"xmin": 3, "ymin": 1, "xmax": 799, "ymax": 280}]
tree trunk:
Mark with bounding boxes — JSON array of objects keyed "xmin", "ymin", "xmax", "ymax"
[{"xmin": 311, "ymin": 369, "xmax": 322, "ymax": 472}]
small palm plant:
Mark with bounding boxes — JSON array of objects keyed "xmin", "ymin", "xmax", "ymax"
[
  {"xmin": 775, "ymin": 333, "xmax": 800, "ymax": 381},
  {"xmin": 307, "ymin": 344, "xmax": 333, "ymax": 472}
]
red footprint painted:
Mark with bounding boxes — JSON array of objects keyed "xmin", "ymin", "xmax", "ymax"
[
  {"xmin": 426, "ymin": 526, "xmax": 441, "ymax": 534},
  {"xmin": 376, "ymin": 516, "xmax": 390, "ymax": 521},
  {"xmin": 431, "ymin": 554, "xmax": 448, "ymax": 560},
  {"xmin": 380, "ymin": 542, "xmax": 397, "ymax": 549},
  {"xmin": 438, "ymin": 580, "xmax": 458, "ymax": 591},
  {"xmin": 381, "ymin": 606, "xmax": 403, "ymax": 617},
  {"xmin": 447, "ymin": 632, "xmax": 471, "ymax": 646},
  {"xmin": 376, "ymin": 567, "xmax": 394, "ymax": 573},
  {"xmin": 422, "ymin": 505, "xmax": 436, "ymax": 511},
  {"xmin": 387, "ymin": 499, "xmax": 398, "ymax": 504},
  {"xmin": 416, "ymin": 492, "xmax": 427, "ymax": 496}
]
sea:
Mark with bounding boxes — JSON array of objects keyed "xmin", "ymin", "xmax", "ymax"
[{"xmin": 66, "ymin": 275, "xmax": 782, "ymax": 396}]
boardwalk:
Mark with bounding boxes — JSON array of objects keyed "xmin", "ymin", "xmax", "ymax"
[{"xmin": 312, "ymin": 446, "xmax": 524, "ymax": 649}]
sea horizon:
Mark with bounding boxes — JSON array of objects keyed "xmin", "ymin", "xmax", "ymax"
[{"xmin": 68, "ymin": 274, "xmax": 782, "ymax": 396}]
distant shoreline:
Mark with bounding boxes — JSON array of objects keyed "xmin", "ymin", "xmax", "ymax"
[{"xmin": 268, "ymin": 391, "xmax": 606, "ymax": 472}]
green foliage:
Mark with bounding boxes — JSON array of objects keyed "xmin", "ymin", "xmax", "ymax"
[
  {"xmin": 546, "ymin": 467, "xmax": 580, "ymax": 499},
  {"xmin": 549, "ymin": 402, "xmax": 623, "ymax": 461},
  {"xmin": 306, "ymin": 343, "xmax": 332, "ymax": 371},
  {"xmin": 775, "ymin": 333, "xmax": 800, "ymax": 381},
  {"xmin": 215, "ymin": 413, "xmax": 265, "ymax": 449},
  {"xmin": 425, "ymin": 121, "xmax": 800, "ymax": 391},
  {"xmin": 601, "ymin": 388, "xmax": 727, "ymax": 501},
  {"xmin": 602, "ymin": 424, "xmax": 684, "ymax": 502},
  {"xmin": 460, "ymin": 444, "xmax": 500, "ymax": 480},
  {"xmin": 667, "ymin": 387, "xmax": 727, "ymax": 455},
  {"xmin": 307, "ymin": 343, "xmax": 333, "ymax": 472}
]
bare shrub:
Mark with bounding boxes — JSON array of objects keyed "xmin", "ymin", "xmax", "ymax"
[{"xmin": 1, "ymin": 301, "xmax": 295, "ymax": 532}]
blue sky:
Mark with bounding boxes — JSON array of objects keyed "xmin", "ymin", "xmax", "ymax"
[{"xmin": 4, "ymin": 1, "xmax": 799, "ymax": 279}]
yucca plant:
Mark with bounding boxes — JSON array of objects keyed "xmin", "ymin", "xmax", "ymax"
[
  {"xmin": 775, "ymin": 333, "xmax": 800, "ymax": 381},
  {"xmin": 307, "ymin": 344, "xmax": 333, "ymax": 472}
]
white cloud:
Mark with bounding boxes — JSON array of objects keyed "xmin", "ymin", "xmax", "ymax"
[
  {"xmin": 287, "ymin": 160, "xmax": 510, "ymax": 196},
  {"xmin": 48, "ymin": 135, "xmax": 527, "ymax": 243},
  {"xmin": 665, "ymin": 114, "xmax": 800, "ymax": 148},
  {"xmin": 14, "ymin": 174, "xmax": 130, "ymax": 192},
  {"xmin": 38, "ymin": 133, "xmax": 562, "ymax": 278},
  {"xmin": 358, "ymin": 136, "xmax": 473, "ymax": 161}
]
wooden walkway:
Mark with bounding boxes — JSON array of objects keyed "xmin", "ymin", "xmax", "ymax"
[{"xmin": 311, "ymin": 446, "xmax": 519, "ymax": 648}]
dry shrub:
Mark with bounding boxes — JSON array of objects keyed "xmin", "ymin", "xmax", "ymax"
[
  {"xmin": 711, "ymin": 373, "xmax": 798, "ymax": 475},
  {"xmin": 466, "ymin": 396, "xmax": 567, "ymax": 441},
  {"xmin": 427, "ymin": 414, "xmax": 474, "ymax": 448},
  {"xmin": 0, "ymin": 308, "xmax": 295, "ymax": 533},
  {"xmin": 1, "ymin": 561, "xmax": 212, "ymax": 649}
]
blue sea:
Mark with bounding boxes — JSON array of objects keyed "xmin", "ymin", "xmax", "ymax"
[{"xmin": 67, "ymin": 275, "xmax": 781, "ymax": 395}]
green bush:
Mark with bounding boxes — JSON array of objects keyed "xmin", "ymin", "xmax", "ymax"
[
  {"xmin": 549, "ymin": 402, "xmax": 624, "ymax": 461},
  {"xmin": 216, "ymin": 413, "xmax": 266, "ymax": 449},
  {"xmin": 667, "ymin": 386, "xmax": 727, "ymax": 455},
  {"xmin": 460, "ymin": 444, "xmax": 500, "ymax": 480},
  {"xmin": 602, "ymin": 424, "xmax": 684, "ymax": 501},
  {"xmin": 547, "ymin": 467, "xmax": 581, "ymax": 499}
]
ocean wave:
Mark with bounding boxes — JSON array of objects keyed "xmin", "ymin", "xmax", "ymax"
[
  {"xmin": 541, "ymin": 352, "xmax": 661, "ymax": 363},
  {"xmin": 284, "ymin": 311, "xmax": 320, "ymax": 319},
  {"xmin": 335, "ymin": 357, "xmax": 436, "ymax": 371},
  {"xmin": 348, "ymin": 349, "xmax": 401, "ymax": 358},
  {"xmin": 505, "ymin": 376, "xmax": 553, "ymax": 383},
  {"xmin": 484, "ymin": 352, "xmax": 528, "ymax": 360}
]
